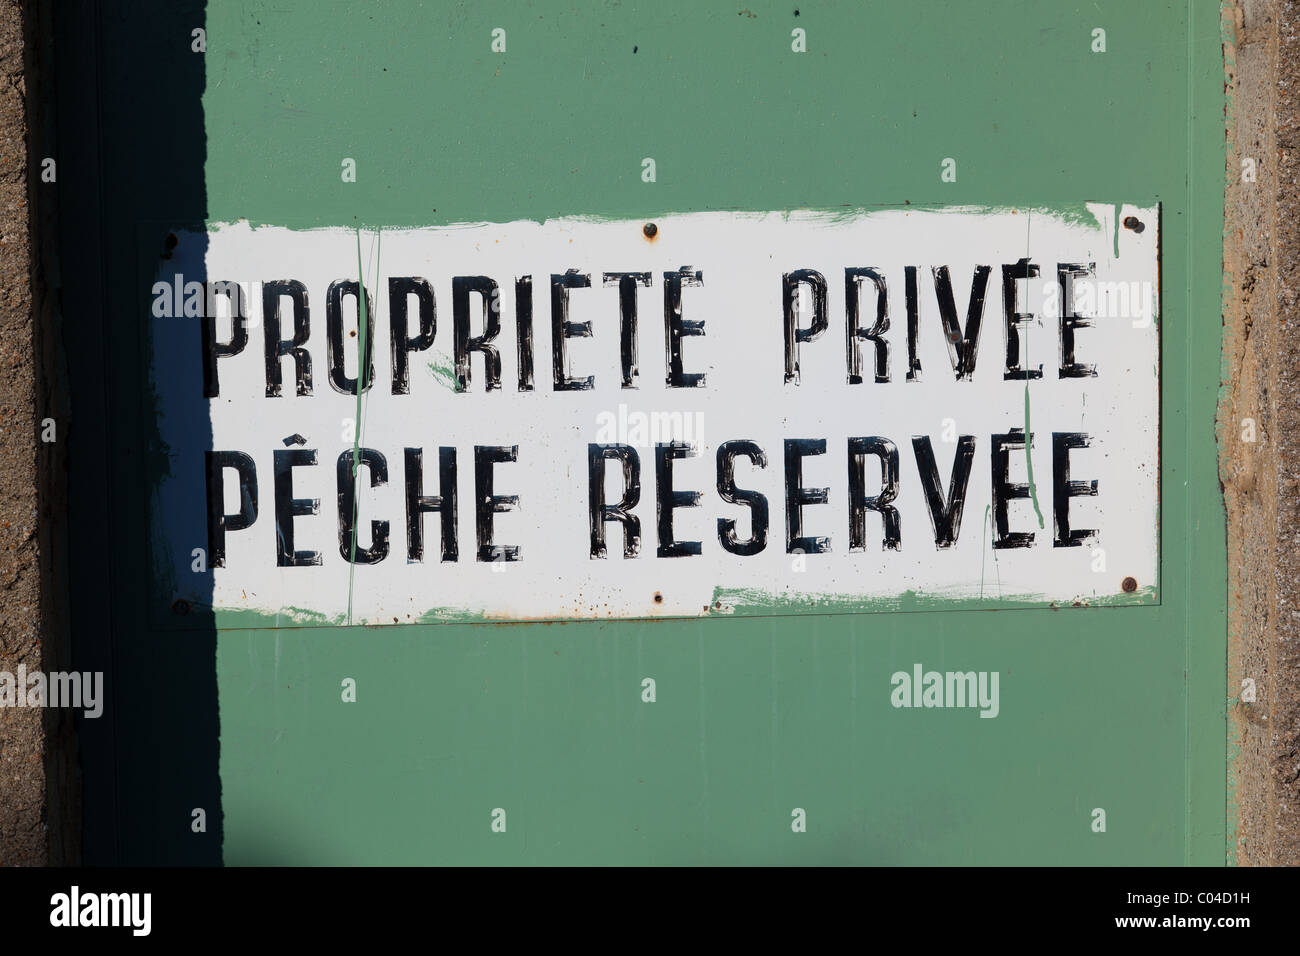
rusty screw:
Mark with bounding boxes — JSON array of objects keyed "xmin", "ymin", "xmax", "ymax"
[
  {"xmin": 172, "ymin": 598, "xmax": 191, "ymax": 615},
  {"xmin": 1122, "ymin": 216, "xmax": 1145, "ymax": 234},
  {"xmin": 1121, "ymin": 576, "xmax": 1138, "ymax": 594},
  {"xmin": 643, "ymin": 222, "xmax": 658, "ymax": 239},
  {"xmin": 653, "ymin": 591, "xmax": 663, "ymax": 604}
]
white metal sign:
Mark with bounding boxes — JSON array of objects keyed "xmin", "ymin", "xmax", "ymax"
[{"xmin": 149, "ymin": 205, "xmax": 1159, "ymax": 625}]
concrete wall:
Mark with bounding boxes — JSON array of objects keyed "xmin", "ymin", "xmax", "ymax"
[
  {"xmin": 0, "ymin": 0, "xmax": 73, "ymax": 867},
  {"xmin": 1223, "ymin": 0, "xmax": 1300, "ymax": 866}
]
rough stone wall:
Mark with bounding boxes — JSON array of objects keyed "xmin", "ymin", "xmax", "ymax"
[
  {"xmin": 0, "ymin": 0, "xmax": 46, "ymax": 866},
  {"xmin": 1223, "ymin": 0, "xmax": 1300, "ymax": 867},
  {"xmin": 0, "ymin": 0, "xmax": 73, "ymax": 867}
]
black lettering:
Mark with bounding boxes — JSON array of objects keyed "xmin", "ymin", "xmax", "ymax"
[
  {"xmin": 1057, "ymin": 263, "xmax": 1097, "ymax": 378},
  {"xmin": 588, "ymin": 444, "xmax": 641, "ymax": 558},
  {"xmin": 1002, "ymin": 259, "xmax": 1043, "ymax": 380},
  {"xmin": 273, "ymin": 447, "xmax": 322, "ymax": 567},
  {"xmin": 388, "ymin": 277, "xmax": 436, "ymax": 395},
  {"xmin": 262, "ymin": 280, "xmax": 312, "ymax": 398},
  {"xmin": 911, "ymin": 436, "xmax": 975, "ymax": 548},
  {"xmin": 655, "ymin": 441, "xmax": 702, "ymax": 557},
  {"xmin": 603, "ymin": 272, "xmax": 651, "ymax": 388},
  {"xmin": 516, "ymin": 276, "xmax": 535, "ymax": 391},
  {"xmin": 716, "ymin": 440, "xmax": 769, "ymax": 556},
  {"xmin": 475, "ymin": 445, "xmax": 520, "ymax": 562},
  {"xmin": 1052, "ymin": 432, "xmax": 1098, "ymax": 547},
  {"xmin": 551, "ymin": 270, "xmax": 593, "ymax": 390},
  {"xmin": 336, "ymin": 448, "xmax": 389, "ymax": 564},
  {"xmin": 453, "ymin": 276, "xmax": 502, "ymax": 392},
  {"xmin": 200, "ymin": 295, "xmax": 248, "ymax": 398},
  {"xmin": 905, "ymin": 265, "xmax": 921, "ymax": 382},
  {"xmin": 325, "ymin": 279, "xmax": 376, "ymax": 395},
  {"xmin": 848, "ymin": 437, "xmax": 901, "ymax": 551},
  {"xmin": 784, "ymin": 438, "xmax": 830, "ymax": 554},
  {"xmin": 204, "ymin": 450, "xmax": 257, "ymax": 568},
  {"xmin": 846, "ymin": 267, "xmax": 889, "ymax": 384},
  {"xmin": 932, "ymin": 265, "xmax": 991, "ymax": 381},
  {"xmin": 991, "ymin": 428, "xmax": 1035, "ymax": 548},
  {"xmin": 782, "ymin": 269, "xmax": 827, "ymax": 384},
  {"xmin": 664, "ymin": 267, "xmax": 705, "ymax": 387},
  {"xmin": 405, "ymin": 447, "xmax": 458, "ymax": 562}
]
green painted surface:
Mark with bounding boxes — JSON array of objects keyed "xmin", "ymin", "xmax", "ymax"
[{"xmin": 105, "ymin": 0, "xmax": 1227, "ymax": 863}]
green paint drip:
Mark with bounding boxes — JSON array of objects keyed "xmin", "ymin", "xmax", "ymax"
[
  {"xmin": 980, "ymin": 506, "xmax": 988, "ymax": 599},
  {"xmin": 1023, "ymin": 385, "xmax": 1045, "ymax": 529},
  {"xmin": 979, "ymin": 503, "xmax": 1002, "ymax": 599},
  {"xmin": 1112, "ymin": 201, "xmax": 1122, "ymax": 258},
  {"xmin": 346, "ymin": 228, "xmax": 379, "ymax": 626},
  {"xmin": 979, "ymin": 504, "xmax": 1003, "ymax": 598},
  {"xmin": 1021, "ymin": 212, "xmax": 1045, "ymax": 530}
]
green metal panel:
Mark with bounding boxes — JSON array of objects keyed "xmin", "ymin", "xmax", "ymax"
[{"xmin": 64, "ymin": 0, "xmax": 1227, "ymax": 863}]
